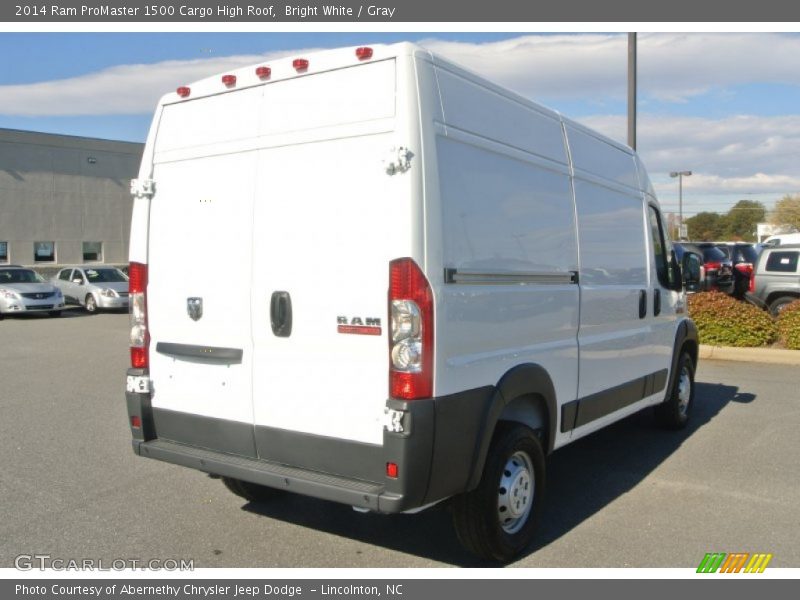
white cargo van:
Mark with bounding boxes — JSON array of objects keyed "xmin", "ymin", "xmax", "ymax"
[{"xmin": 125, "ymin": 43, "xmax": 698, "ymax": 562}]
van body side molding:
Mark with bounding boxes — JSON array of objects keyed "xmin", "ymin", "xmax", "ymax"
[
  {"xmin": 560, "ymin": 369, "xmax": 669, "ymax": 432},
  {"xmin": 444, "ymin": 268, "xmax": 579, "ymax": 285},
  {"xmin": 155, "ymin": 342, "xmax": 243, "ymax": 363}
]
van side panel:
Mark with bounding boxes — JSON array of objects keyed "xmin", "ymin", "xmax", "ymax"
[{"xmin": 430, "ymin": 64, "xmax": 580, "ymax": 451}]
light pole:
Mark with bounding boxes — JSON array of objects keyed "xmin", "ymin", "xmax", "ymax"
[{"xmin": 670, "ymin": 170, "xmax": 692, "ymax": 239}]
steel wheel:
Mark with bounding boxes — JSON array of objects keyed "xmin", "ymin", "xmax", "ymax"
[
  {"xmin": 656, "ymin": 351, "xmax": 695, "ymax": 429},
  {"xmin": 497, "ymin": 451, "xmax": 535, "ymax": 534},
  {"xmin": 452, "ymin": 423, "xmax": 545, "ymax": 562},
  {"xmin": 677, "ymin": 365, "xmax": 692, "ymax": 418}
]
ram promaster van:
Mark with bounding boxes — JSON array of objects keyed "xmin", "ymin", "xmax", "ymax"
[{"xmin": 125, "ymin": 43, "xmax": 698, "ymax": 561}]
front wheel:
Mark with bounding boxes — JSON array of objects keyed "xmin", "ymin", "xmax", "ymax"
[
  {"xmin": 769, "ymin": 295, "xmax": 798, "ymax": 317},
  {"xmin": 655, "ymin": 352, "xmax": 695, "ymax": 429},
  {"xmin": 85, "ymin": 294, "xmax": 97, "ymax": 313},
  {"xmin": 451, "ymin": 423, "xmax": 545, "ymax": 562}
]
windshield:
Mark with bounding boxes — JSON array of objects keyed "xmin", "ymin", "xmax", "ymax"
[
  {"xmin": 0, "ymin": 269, "xmax": 45, "ymax": 284},
  {"xmin": 84, "ymin": 268, "xmax": 128, "ymax": 283}
]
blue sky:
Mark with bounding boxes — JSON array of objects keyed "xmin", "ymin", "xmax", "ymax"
[{"xmin": 2, "ymin": 32, "xmax": 800, "ymax": 219}]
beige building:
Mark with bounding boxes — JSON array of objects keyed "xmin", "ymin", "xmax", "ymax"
[{"xmin": 0, "ymin": 128, "xmax": 143, "ymax": 268}]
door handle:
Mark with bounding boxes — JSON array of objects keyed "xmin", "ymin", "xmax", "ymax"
[
  {"xmin": 653, "ymin": 289, "xmax": 661, "ymax": 317},
  {"xmin": 270, "ymin": 291, "xmax": 292, "ymax": 337},
  {"xmin": 639, "ymin": 289, "xmax": 647, "ymax": 319}
]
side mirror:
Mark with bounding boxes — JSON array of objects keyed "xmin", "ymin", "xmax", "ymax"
[
  {"xmin": 668, "ymin": 250, "xmax": 683, "ymax": 292},
  {"xmin": 682, "ymin": 254, "xmax": 702, "ymax": 292}
]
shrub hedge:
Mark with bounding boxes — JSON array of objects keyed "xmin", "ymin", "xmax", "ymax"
[
  {"xmin": 687, "ymin": 291, "xmax": 777, "ymax": 347},
  {"xmin": 776, "ymin": 299, "xmax": 800, "ymax": 350}
]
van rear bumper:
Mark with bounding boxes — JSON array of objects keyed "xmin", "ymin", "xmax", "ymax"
[
  {"xmin": 126, "ymin": 370, "xmax": 495, "ymax": 514},
  {"xmin": 132, "ymin": 437, "xmax": 401, "ymax": 512}
]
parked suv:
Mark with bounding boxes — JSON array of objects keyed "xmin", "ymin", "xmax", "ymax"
[
  {"xmin": 715, "ymin": 242, "xmax": 759, "ymax": 299},
  {"xmin": 747, "ymin": 244, "xmax": 800, "ymax": 315},
  {"xmin": 674, "ymin": 242, "xmax": 733, "ymax": 293}
]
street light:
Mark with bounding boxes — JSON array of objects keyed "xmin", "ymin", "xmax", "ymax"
[{"xmin": 670, "ymin": 170, "xmax": 692, "ymax": 239}]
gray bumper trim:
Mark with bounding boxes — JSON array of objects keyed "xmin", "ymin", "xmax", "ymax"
[{"xmin": 134, "ymin": 438, "xmax": 404, "ymax": 513}]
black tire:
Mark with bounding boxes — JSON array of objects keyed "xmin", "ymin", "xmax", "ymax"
[
  {"xmin": 221, "ymin": 477, "xmax": 281, "ymax": 503},
  {"xmin": 85, "ymin": 294, "xmax": 97, "ymax": 314},
  {"xmin": 655, "ymin": 352, "xmax": 695, "ymax": 429},
  {"xmin": 49, "ymin": 310, "xmax": 62, "ymax": 317},
  {"xmin": 769, "ymin": 295, "xmax": 798, "ymax": 317},
  {"xmin": 451, "ymin": 423, "xmax": 545, "ymax": 562}
]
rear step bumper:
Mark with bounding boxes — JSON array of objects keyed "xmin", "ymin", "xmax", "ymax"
[{"xmin": 133, "ymin": 438, "xmax": 402, "ymax": 512}]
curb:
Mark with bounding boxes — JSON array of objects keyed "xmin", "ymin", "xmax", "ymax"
[{"xmin": 699, "ymin": 344, "xmax": 800, "ymax": 366}]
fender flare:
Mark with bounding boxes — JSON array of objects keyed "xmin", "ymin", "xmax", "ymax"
[
  {"xmin": 664, "ymin": 318, "xmax": 698, "ymax": 402},
  {"xmin": 466, "ymin": 363, "xmax": 557, "ymax": 490}
]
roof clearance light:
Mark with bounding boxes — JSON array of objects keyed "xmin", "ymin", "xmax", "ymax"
[
  {"xmin": 221, "ymin": 74, "xmax": 237, "ymax": 87},
  {"xmin": 293, "ymin": 58, "xmax": 309, "ymax": 71},
  {"xmin": 356, "ymin": 47, "xmax": 374, "ymax": 60},
  {"xmin": 176, "ymin": 86, "xmax": 191, "ymax": 98},
  {"xmin": 255, "ymin": 66, "xmax": 272, "ymax": 79}
]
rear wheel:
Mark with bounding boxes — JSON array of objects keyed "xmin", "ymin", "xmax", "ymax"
[
  {"xmin": 656, "ymin": 352, "xmax": 695, "ymax": 429},
  {"xmin": 222, "ymin": 477, "xmax": 282, "ymax": 503},
  {"xmin": 85, "ymin": 294, "xmax": 97, "ymax": 313},
  {"xmin": 769, "ymin": 295, "xmax": 798, "ymax": 317},
  {"xmin": 451, "ymin": 423, "xmax": 545, "ymax": 562}
]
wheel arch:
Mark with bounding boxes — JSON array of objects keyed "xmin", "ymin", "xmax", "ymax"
[
  {"xmin": 665, "ymin": 318, "xmax": 698, "ymax": 403},
  {"xmin": 466, "ymin": 363, "xmax": 557, "ymax": 490}
]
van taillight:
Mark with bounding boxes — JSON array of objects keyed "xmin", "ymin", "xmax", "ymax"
[
  {"xmin": 389, "ymin": 258, "xmax": 433, "ymax": 400},
  {"xmin": 129, "ymin": 262, "xmax": 149, "ymax": 369}
]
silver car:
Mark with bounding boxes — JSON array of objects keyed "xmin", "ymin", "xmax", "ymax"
[
  {"xmin": 52, "ymin": 266, "xmax": 129, "ymax": 313},
  {"xmin": 0, "ymin": 267, "xmax": 66, "ymax": 318}
]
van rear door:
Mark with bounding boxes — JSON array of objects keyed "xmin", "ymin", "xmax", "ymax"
[
  {"xmin": 147, "ymin": 150, "xmax": 257, "ymax": 454},
  {"xmin": 249, "ymin": 60, "xmax": 401, "ymax": 451}
]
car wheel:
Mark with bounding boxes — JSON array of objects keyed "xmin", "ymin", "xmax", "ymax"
[
  {"xmin": 85, "ymin": 294, "xmax": 98, "ymax": 314},
  {"xmin": 49, "ymin": 311, "xmax": 62, "ymax": 317},
  {"xmin": 769, "ymin": 296, "xmax": 798, "ymax": 317},
  {"xmin": 655, "ymin": 352, "xmax": 695, "ymax": 430},
  {"xmin": 451, "ymin": 423, "xmax": 545, "ymax": 562},
  {"xmin": 221, "ymin": 477, "xmax": 282, "ymax": 503}
]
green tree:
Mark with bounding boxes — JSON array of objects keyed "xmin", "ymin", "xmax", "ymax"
[
  {"xmin": 685, "ymin": 212, "xmax": 724, "ymax": 241},
  {"xmin": 721, "ymin": 199, "xmax": 766, "ymax": 241},
  {"xmin": 770, "ymin": 194, "xmax": 800, "ymax": 231}
]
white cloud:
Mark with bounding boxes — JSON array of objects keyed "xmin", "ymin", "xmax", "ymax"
[{"xmin": 0, "ymin": 49, "xmax": 323, "ymax": 116}]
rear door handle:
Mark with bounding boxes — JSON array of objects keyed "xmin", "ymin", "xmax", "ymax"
[
  {"xmin": 639, "ymin": 289, "xmax": 647, "ymax": 319},
  {"xmin": 270, "ymin": 291, "xmax": 292, "ymax": 337}
]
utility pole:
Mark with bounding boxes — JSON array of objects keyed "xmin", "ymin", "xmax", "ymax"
[
  {"xmin": 627, "ymin": 33, "xmax": 637, "ymax": 150},
  {"xmin": 670, "ymin": 170, "xmax": 692, "ymax": 239}
]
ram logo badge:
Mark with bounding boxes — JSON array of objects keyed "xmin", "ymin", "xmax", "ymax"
[
  {"xmin": 187, "ymin": 297, "xmax": 203, "ymax": 321},
  {"xmin": 337, "ymin": 316, "xmax": 382, "ymax": 336}
]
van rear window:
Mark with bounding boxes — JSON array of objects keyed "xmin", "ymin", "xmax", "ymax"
[{"xmin": 765, "ymin": 251, "xmax": 799, "ymax": 273}]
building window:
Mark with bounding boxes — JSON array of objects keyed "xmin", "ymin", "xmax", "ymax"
[
  {"xmin": 0, "ymin": 242, "xmax": 7, "ymax": 263},
  {"xmin": 83, "ymin": 241, "xmax": 103, "ymax": 262},
  {"xmin": 34, "ymin": 241, "xmax": 55, "ymax": 263}
]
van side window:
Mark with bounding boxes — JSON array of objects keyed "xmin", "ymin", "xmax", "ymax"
[
  {"xmin": 765, "ymin": 251, "xmax": 799, "ymax": 273},
  {"xmin": 647, "ymin": 206, "xmax": 673, "ymax": 288}
]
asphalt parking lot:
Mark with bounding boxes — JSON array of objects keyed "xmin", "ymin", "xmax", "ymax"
[{"xmin": 1, "ymin": 310, "xmax": 798, "ymax": 568}]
